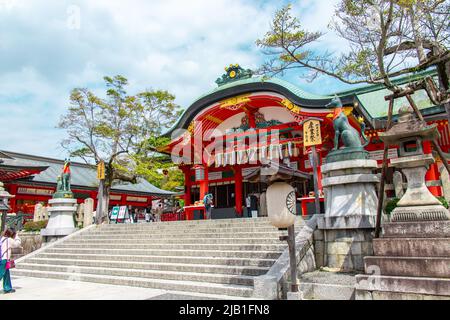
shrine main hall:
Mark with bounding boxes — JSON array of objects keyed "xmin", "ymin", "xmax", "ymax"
[{"xmin": 160, "ymin": 65, "xmax": 450, "ymax": 219}]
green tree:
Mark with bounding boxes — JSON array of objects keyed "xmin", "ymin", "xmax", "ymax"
[
  {"xmin": 256, "ymin": 1, "xmax": 450, "ymax": 121},
  {"xmin": 59, "ymin": 75, "xmax": 182, "ymax": 223}
]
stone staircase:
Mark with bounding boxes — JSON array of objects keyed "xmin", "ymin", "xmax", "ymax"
[
  {"xmin": 12, "ymin": 217, "xmax": 304, "ymax": 298},
  {"xmin": 355, "ymin": 221, "xmax": 450, "ymax": 300}
]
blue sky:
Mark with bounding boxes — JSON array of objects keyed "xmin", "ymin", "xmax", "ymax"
[{"xmin": 0, "ymin": 0, "xmax": 353, "ymax": 159}]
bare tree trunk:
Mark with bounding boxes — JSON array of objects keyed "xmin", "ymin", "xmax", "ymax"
[{"xmin": 95, "ymin": 179, "xmax": 104, "ymax": 224}]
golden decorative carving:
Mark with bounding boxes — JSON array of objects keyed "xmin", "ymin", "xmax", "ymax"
[
  {"xmin": 280, "ymin": 99, "xmax": 301, "ymax": 114},
  {"xmin": 219, "ymin": 94, "xmax": 251, "ymax": 111}
]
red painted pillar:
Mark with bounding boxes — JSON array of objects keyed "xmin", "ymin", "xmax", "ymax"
[
  {"xmin": 234, "ymin": 166, "xmax": 243, "ymax": 216},
  {"xmin": 317, "ymin": 150, "xmax": 323, "ymax": 192},
  {"xmin": 199, "ymin": 165, "xmax": 209, "ymax": 201},
  {"xmin": 182, "ymin": 166, "xmax": 192, "ymax": 206},
  {"xmin": 6, "ymin": 184, "xmax": 18, "ymax": 213},
  {"xmin": 423, "ymin": 141, "xmax": 442, "ymax": 196},
  {"xmin": 120, "ymin": 194, "xmax": 127, "ymax": 206}
]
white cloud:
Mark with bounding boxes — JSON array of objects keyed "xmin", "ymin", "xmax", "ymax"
[{"xmin": 0, "ymin": 0, "xmax": 348, "ymax": 158}]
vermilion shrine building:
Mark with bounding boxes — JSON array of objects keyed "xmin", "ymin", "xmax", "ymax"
[
  {"xmin": 161, "ymin": 66, "xmax": 449, "ymax": 218},
  {"xmin": 0, "ymin": 150, "xmax": 174, "ymax": 217}
]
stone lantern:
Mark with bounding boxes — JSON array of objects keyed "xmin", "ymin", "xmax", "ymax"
[
  {"xmin": 379, "ymin": 106, "xmax": 450, "ymax": 221},
  {"xmin": 0, "ymin": 181, "xmax": 14, "ymax": 231}
]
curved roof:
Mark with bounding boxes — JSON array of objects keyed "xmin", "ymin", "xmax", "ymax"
[
  {"xmin": 163, "ymin": 76, "xmax": 355, "ymax": 138},
  {"xmin": 163, "ymin": 69, "xmax": 443, "ymax": 138}
]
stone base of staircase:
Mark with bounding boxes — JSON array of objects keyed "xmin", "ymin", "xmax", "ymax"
[
  {"xmin": 299, "ymin": 270, "xmax": 356, "ymax": 300},
  {"xmin": 12, "ymin": 217, "xmax": 305, "ymax": 298},
  {"xmin": 355, "ymin": 220, "xmax": 450, "ymax": 300}
]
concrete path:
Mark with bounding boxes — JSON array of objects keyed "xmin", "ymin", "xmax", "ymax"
[{"xmin": 1, "ymin": 276, "xmax": 244, "ymax": 300}]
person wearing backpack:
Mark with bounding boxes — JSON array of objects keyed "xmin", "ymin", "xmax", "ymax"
[{"xmin": 0, "ymin": 228, "xmax": 22, "ymax": 294}]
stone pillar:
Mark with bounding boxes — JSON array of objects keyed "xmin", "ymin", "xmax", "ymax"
[
  {"xmin": 33, "ymin": 203, "xmax": 43, "ymax": 222},
  {"xmin": 393, "ymin": 171, "xmax": 405, "ymax": 199},
  {"xmin": 318, "ymin": 159, "xmax": 379, "ymax": 271},
  {"xmin": 83, "ymin": 198, "xmax": 94, "ymax": 227},
  {"xmin": 41, "ymin": 198, "xmax": 77, "ymax": 243},
  {"xmin": 42, "ymin": 206, "xmax": 49, "ymax": 220},
  {"xmin": 439, "ymin": 164, "xmax": 450, "ymax": 203},
  {"xmin": 76, "ymin": 203, "xmax": 84, "ymax": 226}
]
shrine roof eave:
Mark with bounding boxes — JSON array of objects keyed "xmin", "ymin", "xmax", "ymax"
[{"xmin": 162, "ymin": 79, "xmax": 356, "ymax": 139}]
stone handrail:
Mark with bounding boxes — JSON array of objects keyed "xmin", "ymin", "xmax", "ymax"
[{"xmin": 253, "ymin": 215, "xmax": 318, "ymax": 299}]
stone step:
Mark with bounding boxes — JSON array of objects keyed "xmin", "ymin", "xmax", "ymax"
[
  {"xmin": 99, "ymin": 220, "xmax": 277, "ymax": 230},
  {"xmin": 64, "ymin": 237, "xmax": 283, "ymax": 245},
  {"xmin": 45, "ymin": 247, "xmax": 283, "ymax": 259},
  {"xmin": 382, "ymin": 221, "xmax": 450, "ymax": 238},
  {"xmin": 36, "ymin": 253, "xmax": 277, "ymax": 267},
  {"xmin": 54, "ymin": 243, "xmax": 287, "ymax": 251},
  {"xmin": 16, "ymin": 263, "xmax": 255, "ymax": 286},
  {"xmin": 98, "ymin": 217, "xmax": 273, "ymax": 227},
  {"xmin": 25, "ymin": 257, "xmax": 269, "ymax": 276},
  {"xmin": 299, "ymin": 283, "xmax": 355, "ymax": 300},
  {"xmin": 298, "ymin": 271, "xmax": 356, "ymax": 300},
  {"xmin": 77, "ymin": 231, "xmax": 286, "ymax": 240},
  {"xmin": 355, "ymin": 274, "xmax": 450, "ymax": 297},
  {"xmin": 87, "ymin": 227, "xmax": 286, "ymax": 235},
  {"xmin": 11, "ymin": 269, "xmax": 253, "ymax": 297},
  {"xmin": 373, "ymin": 238, "xmax": 450, "ymax": 257},
  {"xmin": 364, "ymin": 256, "xmax": 450, "ymax": 278}
]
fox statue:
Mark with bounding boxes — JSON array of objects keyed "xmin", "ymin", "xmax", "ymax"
[{"xmin": 326, "ymin": 96, "xmax": 369, "ymax": 150}]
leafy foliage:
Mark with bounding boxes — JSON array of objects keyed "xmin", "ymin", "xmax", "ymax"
[
  {"xmin": 59, "ymin": 75, "xmax": 183, "ymax": 220},
  {"xmin": 23, "ymin": 220, "xmax": 48, "ymax": 232},
  {"xmin": 256, "ymin": 1, "xmax": 450, "ymax": 101}
]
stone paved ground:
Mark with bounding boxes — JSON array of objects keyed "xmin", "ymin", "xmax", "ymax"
[{"xmin": 1, "ymin": 276, "xmax": 245, "ymax": 300}]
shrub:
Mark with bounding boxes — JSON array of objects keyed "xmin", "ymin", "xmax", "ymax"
[
  {"xmin": 437, "ymin": 196, "xmax": 449, "ymax": 209},
  {"xmin": 23, "ymin": 220, "xmax": 48, "ymax": 232},
  {"xmin": 384, "ymin": 198, "xmax": 400, "ymax": 215}
]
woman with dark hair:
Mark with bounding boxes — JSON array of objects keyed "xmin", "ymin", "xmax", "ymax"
[{"xmin": 0, "ymin": 228, "xmax": 21, "ymax": 294}]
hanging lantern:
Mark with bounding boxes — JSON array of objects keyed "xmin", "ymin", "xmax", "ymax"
[{"xmin": 194, "ymin": 165, "xmax": 205, "ymax": 181}]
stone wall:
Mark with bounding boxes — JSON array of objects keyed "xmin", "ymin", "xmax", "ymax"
[
  {"xmin": 323, "ymin": 229, "xmax": 374, "ymax": 271},
  {"xmin": 15, "ymin": 232, "xmax": 43, "ymax": 257}
]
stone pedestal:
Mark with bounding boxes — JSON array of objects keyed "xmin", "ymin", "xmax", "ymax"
[
  {"xmin": 41, "ymin": 198, "xmax": 78, "ymax": 243},
  {"xmin": 318, "ymin": 159, "xmax": 379, "ymax": 271},
  {"xmin": 390, "ymin": 154, "xmax": 450, "ymax": 222}
]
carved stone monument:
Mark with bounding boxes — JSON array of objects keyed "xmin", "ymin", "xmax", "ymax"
[
  {"xmin": 379, "ymin": 106, "xmax": 449, "ymax": 221},
  {"xmin": 41, "ymin": 159, "xmax": 78, "ymax": 243},
  {"xmin": 317, "ymin": 96, "xmax": 378, "ymax": 271}
]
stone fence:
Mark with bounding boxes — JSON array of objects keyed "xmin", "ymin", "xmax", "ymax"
[{"xmin": 33, "ymin": 197, "xmax": 94, "ymax": 228}]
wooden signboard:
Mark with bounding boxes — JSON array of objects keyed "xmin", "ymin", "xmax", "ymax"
[
  {"xmin": 303, "ymin": 119, "xmax": 322, "ymax": 147},
  {"xmin": 97, "ymin": 161, "xmax": 105, "ymax": 180}
]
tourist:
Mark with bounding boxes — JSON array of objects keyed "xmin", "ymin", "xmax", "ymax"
[
  {"xmin": 0, "ymin": 228, "xmax": 22, "ymax": 294},
  {"xmin": 203, "ymin": 193, "xmax": 213, "ymax": 220},
  {"xmin": 145, "ymin": 209, "xmax": 151, "ymax": 223}
]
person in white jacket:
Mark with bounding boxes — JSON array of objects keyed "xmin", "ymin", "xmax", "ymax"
[{"xmin": 0, "ymin": 228, "xmax": 21, "ymax": 294}]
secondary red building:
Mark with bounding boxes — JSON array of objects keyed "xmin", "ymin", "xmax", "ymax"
[{"xmin": 0, "ymin": 150, "xmax": 174, "ymax": 217}]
